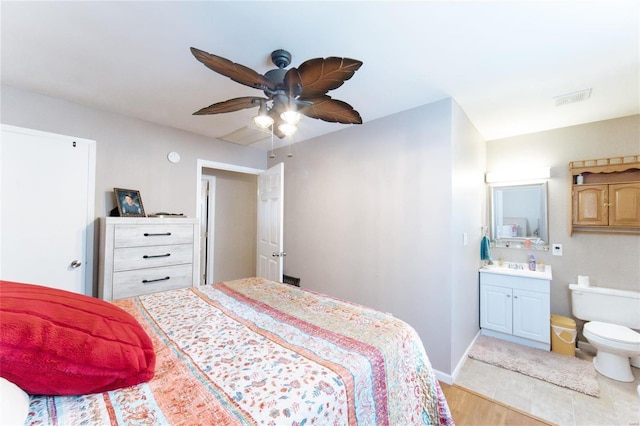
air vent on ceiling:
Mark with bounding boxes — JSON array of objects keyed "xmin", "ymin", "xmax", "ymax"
[
  {"xmin": 553, "ymin": 88, "xmax": 592, "ymax": 106},
  {"xmin": 219, "ymin": 125, "xmax": 271, "ymax": 146}
]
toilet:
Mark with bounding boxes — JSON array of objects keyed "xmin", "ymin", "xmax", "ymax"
[{"xmin": 569, "ymin": 284, "xmax": 640, "ymax": 382}]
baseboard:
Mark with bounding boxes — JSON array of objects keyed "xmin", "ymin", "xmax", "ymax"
[
  {"xmin": 434, "ymin": 329, "xmax": 483, "ymax": 385},
  {"xmin": 434, "ymin": 369, "xmax": 452, "ymax": 384},
  {"xmin": 442, "ymin": 330, "xmax": 482, "ymax": 385},
  {"xmin": 577, "ymin": 339, "xmax": 596, "ymax": 354}
]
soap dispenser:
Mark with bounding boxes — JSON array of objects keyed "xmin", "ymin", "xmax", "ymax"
[{"xmin": 528, "ymin": 254, "xmax": 536, "ymax": 271}]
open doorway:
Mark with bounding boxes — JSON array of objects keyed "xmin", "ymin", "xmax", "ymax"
[{"xmin": 196, "ymin": 160, "xmax": 262, "ymax": 285}]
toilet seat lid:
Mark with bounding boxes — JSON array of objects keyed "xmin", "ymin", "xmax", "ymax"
[{"xmin": 584, "ymin": 321, "xmax": 640, "ymax": 344}]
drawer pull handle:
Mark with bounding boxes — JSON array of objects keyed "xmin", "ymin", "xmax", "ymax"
[
  {"xmin": 143, "ymin": 232, "xmax": 172, "ymax": 237},
  {"xmin": 142, "ymin": 276, "xmax": 170, "ymax": 284},
  {"xmin": 143, "ymin": 253, "xmax": 171, "ymax": 259}
]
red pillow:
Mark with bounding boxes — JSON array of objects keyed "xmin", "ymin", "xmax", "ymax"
[{"xmin": 0, "ymin": 281, "xmax": 155, "ymax": 395}]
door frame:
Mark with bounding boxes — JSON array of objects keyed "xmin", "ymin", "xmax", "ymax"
[
  {"xmin": 200, "ymin": 175, "xmax": 215, "ymax": 285},
  {"xmin": 0, "ymin": 124, "xmax": 96, "ymax": 295},
  {"xmin": 195, "ymin": 160, "xmax": 264, "ymax": 285}
]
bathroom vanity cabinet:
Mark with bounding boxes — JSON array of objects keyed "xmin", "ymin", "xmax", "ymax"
[
  {"xmin": 570, "ymin": 155, "xmax": 640, "ymax": 234},
  {"xmin": 480, "ymin": 266, "xmax": 552, "ymax": 350}
]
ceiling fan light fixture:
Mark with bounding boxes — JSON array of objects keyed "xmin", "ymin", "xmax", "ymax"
[
  {"xmin": 278, "ymin": 122, "xmax": 298, "ymax": 137},
  {"xmin": 190, "ymin": 47, "xmax": 363, "ymax": 140},
  {"xmin": 253, "ymin": 100, "xmax": 274, "ymax": 129},
  {"xmin": 280, "ymin": 110, "xmax": 301, "ymax": 125},
  {"xmin": 253, "ymin": 113, "xmax": 274, "ymax": 129}
]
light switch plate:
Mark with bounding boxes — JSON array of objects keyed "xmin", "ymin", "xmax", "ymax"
[{"xmin": 552, "ymin": 244, "xmax": 563, "ymax": 256}]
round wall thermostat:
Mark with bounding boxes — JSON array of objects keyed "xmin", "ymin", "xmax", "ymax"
[{"xmin": 167, "ymin": 151, "xmax": 181, "ymax": 163}]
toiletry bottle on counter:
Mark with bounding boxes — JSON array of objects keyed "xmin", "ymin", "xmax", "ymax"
[{"xmin": 528, "ymin": 254, "xmax": 536, "ymax": 271}]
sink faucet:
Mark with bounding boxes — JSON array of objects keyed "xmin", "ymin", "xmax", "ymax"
[{"xmin": 508, "ymin": 263, "xmax": 524, "ymax": 270}]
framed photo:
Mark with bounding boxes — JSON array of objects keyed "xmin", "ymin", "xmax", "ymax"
[{"xmin": 114, "ymin": 188, "xmax": 146, "ymax": 217}]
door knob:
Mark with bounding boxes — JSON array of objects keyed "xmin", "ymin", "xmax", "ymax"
[{"xmin": 70, "ymin": 260, "xmax": 82, "ymax": 268}]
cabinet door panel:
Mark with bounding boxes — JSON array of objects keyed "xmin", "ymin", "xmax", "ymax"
[
  {"xmin": 480, "ymin": 285, "xmax": 512, "ymax": 334},
  {"xmin": 610, "ymin": 183, "xmax": 640, "ymax": 227},
  {"xmin": 573, "ymin": 185, "xmax": 608, "ymax": 225},
  {"xmin": 513, "ymin": 288, "xmax": 550, "ymax": 343}
]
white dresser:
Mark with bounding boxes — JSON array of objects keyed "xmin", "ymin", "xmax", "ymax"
[{"xmin": 99, "ymin": 217, "xmax": 198, "ymax": 300}]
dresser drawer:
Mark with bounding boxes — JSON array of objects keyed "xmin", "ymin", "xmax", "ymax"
[
  {"xmin": 112, "ymin": 264, "xmax": 193, "ymax": 299},
  {"xmin": 114, "ymin": 224, "xmax": 194, "ymax": 248},
  {"xmin": 113, "ymin": 244, "xmax": 193, "ymax": 272}
]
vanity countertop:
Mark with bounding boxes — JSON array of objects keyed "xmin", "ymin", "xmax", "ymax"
[{"xmin": 480, "ymin": 263, "xmax": 552, "ymax": 280}]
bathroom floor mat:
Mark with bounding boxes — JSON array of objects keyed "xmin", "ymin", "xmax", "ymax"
[{"xmin": 468, "ymin": 335, "xmax": 600, "ymax": 397}]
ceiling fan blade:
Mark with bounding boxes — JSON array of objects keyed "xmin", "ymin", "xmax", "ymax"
[
  {"xmin": 283, "ymin": 68, "xmax": 303, "ymax": 97},
  {"xmin": 299, "ymin": 95, "xmax": 362, "ymax": 124},
  {"xmin": 296, "ymin": 57, "xmax": 363, "ymax": 97},
  {"xmin": 193, "ymin": 96, "xmax": 266, "ymax": 115},
  {"xmin": 190, "ymin": 47, "xmax": 277, "ymax": 92}
]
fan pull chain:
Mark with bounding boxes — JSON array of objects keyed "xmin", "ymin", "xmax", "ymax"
[
  {"xmin": 269, "ymin": 124, "xmax": 276, "ymax": 159},
  {"xmin": 287, "ymin": 135, "xmax": 294, "ymax": 158}
]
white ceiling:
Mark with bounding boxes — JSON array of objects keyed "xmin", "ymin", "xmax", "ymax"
[{"xmin": 2, "ymin": 1, "xmax": 638, "ymax": 150}]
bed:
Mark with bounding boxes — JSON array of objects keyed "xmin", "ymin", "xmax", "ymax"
[{"xmin": 1, "ymin": 277, "xmax": 453, "ymax": 425}]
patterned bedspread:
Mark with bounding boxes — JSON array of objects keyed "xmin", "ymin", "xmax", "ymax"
[{"xmin": 27, "ymin": 278, "xmax": 453, "ymax": 425}]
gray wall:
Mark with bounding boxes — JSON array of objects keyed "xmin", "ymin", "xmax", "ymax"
[
  {"xmin": 450, "ymin": 102, "xmax": 487, "ymax": 373},
  {"xmin": 487, "ymin": 115, "xmax": 640, "ymax": 324},
  {"xmin": 203, "ymin": 168, "xmax": 257, "ymax": 282},
  {"xmin": 1, "ymin": 85, "xmax": 266, "ymax": 218},
  {"xmin": 1, "ymin": 84, "xmax": 267, "ymax": 294},
  {"xmin": 269, "ymin": 98, "xmax": 486, "ymax": 378}
]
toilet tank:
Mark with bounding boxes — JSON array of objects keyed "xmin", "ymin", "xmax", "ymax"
[{"xmin": 569, "ymin": 284, "xmax": 640, "ymax": 329}]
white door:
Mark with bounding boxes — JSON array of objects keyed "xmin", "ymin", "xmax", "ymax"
[
  {"xmin": 257, "ymin": 163, "xmax": 284, "ymax": 281},
  {"xmin": 0, "ymin": 125, "xmax": 95, "ymax": 294}
]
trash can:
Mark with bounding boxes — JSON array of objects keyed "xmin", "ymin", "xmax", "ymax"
[{"xmin": 551, "ymin": 314, "xmax": 576, "ymax": 356}]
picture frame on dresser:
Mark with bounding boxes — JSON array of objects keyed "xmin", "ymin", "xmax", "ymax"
[{"xmin": 114, "ymin": 188, "xmax": 146, "ymax": 217}]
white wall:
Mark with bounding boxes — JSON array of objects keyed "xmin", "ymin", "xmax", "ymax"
[
  {"xmin": 487, "ymin": 115, "xmax": 640, "ymax": 322},
  {"xmin": 269, "ymin": 98, "xmax": 485, "ymax": 377}
]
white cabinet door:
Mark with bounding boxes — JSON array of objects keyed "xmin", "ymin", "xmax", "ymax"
[
  {"xmin": 480, "ymin": 284, "xmax": 512, "ymax": 334},
  {"xmin": 513, "ymin": 288, "xmax": 551, "ymax": 344}
]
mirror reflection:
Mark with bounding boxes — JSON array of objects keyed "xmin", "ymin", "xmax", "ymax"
[{"xmin": 490, "ymin": 182, "xmax": 548, "ymax": 248}]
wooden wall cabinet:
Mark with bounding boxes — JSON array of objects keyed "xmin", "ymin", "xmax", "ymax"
[{"xmin": 570, "ymin": 156, "xmax": 640, "ymax": 234}]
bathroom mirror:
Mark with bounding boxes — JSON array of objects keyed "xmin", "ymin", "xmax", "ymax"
[{"xmin": 490, "ymin": 182, "xmax": 548, "ymax": 249}]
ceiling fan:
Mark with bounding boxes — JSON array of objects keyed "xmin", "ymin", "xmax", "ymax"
[{"xmin": 190, "ymin": 47, "xmax": 363, "ymax": 138}]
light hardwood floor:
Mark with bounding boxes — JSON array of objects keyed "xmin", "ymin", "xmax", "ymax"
[{"xmin": 440, "ymin": 382, "xmax": 556, "ymax": 426}]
